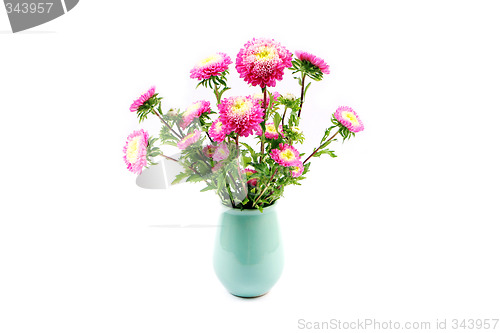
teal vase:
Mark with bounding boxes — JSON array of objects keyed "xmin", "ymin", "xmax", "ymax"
[{"xmin": 213, "ymin": 204, "xmax": 284, "ymax": 298}]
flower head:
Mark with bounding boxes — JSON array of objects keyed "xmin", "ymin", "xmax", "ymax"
[
  {"xmin": 203, "ymin": 144, "xmax": 216, "ymax": 158},
  {"xmin": 213, "ymin": 143, "xmax": 230, "ymax": 162},
  {"xmin": 123, "ymin": 129, "xmax": 149, "ymax": 174},
  {"xmin": 295, "ymin": 50, "xmax": 330, "ymax": 74},
  {"xmin": 270, "ymin": 143, "xmax": 301, "ymax": 167},
  {"xmin": 181, "ymin": 100, "xmax": 211, "ymax": 129},
  {"xmin": 130, "ymin": 86, "xmax": 156, "ymax": 112},
  {"xmin": 334, "ymin": 106, "xmax": 364, "ymax": 133},
  {"xmin": 255, "ymin": 122, "xmax": 283, "ymax": 139},
  {"xmin": 243, "ymin": 168, "xmax": 258, "ymax": 186},
  {"xmin": 208, "ymin": 118, "xmax": 227, "ymax": 143},
  {"xmin": 218, "ymin": 96, "xmax": 264, "ymax": 137},
  {"xmin": 177, "ymin": 130, "xmax": 201, "ymax": 150},
  {"xmin": 236, "ymin": 38, "xmax": 292, "ymax": 88},
  {"xmin": 290, "ymin": 162, "xmax": 304, "ymax": 178},
  {"xmin": 190, "ymin": 53, "xmax": 232, "ymax": 80}
]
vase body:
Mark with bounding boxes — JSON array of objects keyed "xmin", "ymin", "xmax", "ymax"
[{"xmin": 213, "ymin": 204, "xmax": 284, "ymax": 297}]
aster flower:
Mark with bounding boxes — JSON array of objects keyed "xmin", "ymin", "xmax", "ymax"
[
  {"xmin": 177, "ymin": 130, "xmax": 201, "ymax": 150},
  {"xmin": 290, "ymin": 162, "xmax": 304, "ymax": 178},
  {"xmin": 270, "ymin": 143, "xmax": 301, "ymax": 167},
  {"xmin": 181, "ymin": 100, "xmax": 211, "ymax": 129},
  {"xmin": 218, "ymin": 96, "xmax": 264, "ymax": 137},
  {"xmin": 123, "ymin": 129, "xmax": 149, "ymax": 174},
  {"xmin": 208, "ymin": 118, "xmax": 227, "ymax": 143},
  {"xmin": 333, "ymin": 106, "xmax": 364, "ymax": 133},
  {"xmin": 295, "ymin": 50, "xmax": 330, "ymax": 75},
  {"xmin": 190, "ymin": 53, "xmax": 232, "ymax": 80},
  {"xmin": 213, "ymin": 143, "xmax": 230, "ymax": 162},
  {"xmin": 203, "ymin": 144, "xmax": 216, "ymax": 158},
  {"xmin": 130, "ymin": 86, "xmax": 156, "ymax": 112},
  {"xmin": 256, "ymin": 122, "xmax": 283, "ymax": 139},
  {"xmin": 236, "ymin": 38, "xmax": 293, "ymax": 88},
  {"xmin": 243, "ymin": 168, "xmax": 258, "ymax": 186}
]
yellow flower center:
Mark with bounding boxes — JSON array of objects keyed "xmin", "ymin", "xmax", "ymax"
[
  {"xmin": 215, "ymin": 121, "xmax": 223, "ymax": 132},
  {"xmin": 266, "ymin": 124, "xmax": 277, "ymax": 133},
  {"xmin": 231, "ymin": 98, "xmax": 251, "ymax": 116},
  {"xmin": 255, "ymin": 46, "xmax": 277, "ymax": 61},
  {"xmin": 280, "ymin": 149, "xmax": 295, "ymax": 161},
  {"xmin": 185, "ymin": 102, "xmax": 201, "ymax": 116},
  {"xmin": 342, "ymin": 111, "xmax": 359, "ymax": 126},
  {"xmin": 198, "ymin": 54, "xmax": 220, "ymax": 67},
  {"xmin": 126, "ymin": 137, "xmax": 140, "ymax": 163}
]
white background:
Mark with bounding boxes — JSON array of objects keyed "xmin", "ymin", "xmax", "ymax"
[{"xmin": 1, "ymin": 1, "xmax": 499, "ymax": 332}]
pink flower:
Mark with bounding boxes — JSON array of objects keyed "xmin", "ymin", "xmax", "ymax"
[
  {"xmin": 255, "ymin": 122, "xmax": 283, "ymax": 139},
  {"xmin": 236, "ymin": 38, "xmax": 293, "ymax": 88},
  {"xmin": 190, "ymin": 53, "xmax": 232, "ymax": 80},
  {"xmin": 208, "ymin": 118, "xmax": 227, "ymax": 143},
  {"xmin": 290, "ymin": 162, "xmax": 304, "ymax": 178},
  {"xmin": 270, "ymin": 143, "xmax": 301, "ymax": 167},
  {"xmin": 295, "ymin": 51, "xmax": 330, "ymax": 74},
  {"xmin": 123, "ymin": 129, "xmax": 149, "ymax": 174},
  {"xmin": 203, "ymin": 144, "xmax": 216, "ymax": 158},
  {"xmin": 218, "ymin": 96, "xmax": 264, "ymax": 137},
  {"xmin": 177, "ymin": 130, "xmax": 201, "ymax": 149},
  {"xmin": 181, "ymin": 100, "xmax": 211, "ymax": 129},
  {"xmin": 334, "ymin": 106, "xmax": 364, "ymax": 133},
  {"xmin": 243, "ymin": 168, "xmax": 258, "ymax": 186},
  {"xmin": 213, "ymin": 143, "xmax": 230, "ymax": 162},
  {"xmin": 130, "ymin": 87, "xmax": 156, "ymax": 113},
  {"xmin": 264, "ymin": 122, "xmax": 283, "ymax": 139}
]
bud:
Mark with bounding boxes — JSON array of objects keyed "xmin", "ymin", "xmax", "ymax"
[{"xmin": 166, "ymin": 108, "xmax": 179, "ymax": 117}]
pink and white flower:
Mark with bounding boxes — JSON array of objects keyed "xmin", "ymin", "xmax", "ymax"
[
  {"xmin": 213, "ymin": 143, "xmax": 230, "ymax": 162},
  {"xmin": 208, "ymin": 118, "xmax": 227, "ymax": 143},
  {"xmin": 295, "ymin": 50, "xmax": 330, "ymax": 74},
  {"xmin": 270, "ymin": 143, "xmax": 301, "ymax": 167},
  {"xmin": 236, "ymin": 38, "xmax": 293, "ymax": 88},
  {"xmin": 203, "ymin": 144, "xmax": 216, "ymax": 158},
  {"xmin": 130, "ymin": 86, "xmax": 156, "ymax": 112},
  {"xmin": 177, "ymin": 130, "xmax": 201, "ymax": 149},
  {"xmin": 181, "ymin": 100, "xmax": 211, "ymax": 129},
  {"xmin": 290, "ymin": 162, "xmax": 304, "ymax": 178},
  {"xmin": 190, "ymin": 53, "xmax": 232, "ymax": 80},
  {"xmin": 334, "ymin": 106, "xmax": 364, "ymax": 133},
  {"xmin": 123, "ymin": 129, "xmax": 149, "ymax": 174},
  {"xmin": 218, "ymin": 96, "xmax": 264, "ymax": 137}
]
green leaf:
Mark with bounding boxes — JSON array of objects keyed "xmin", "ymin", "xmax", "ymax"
[
  {"xmin": 273, "ymin": 112, "xmax": 281, "ymax": 132},
  {"xmin": 171, "ymin": 172, "xmax": 189, "ymax": 185}
]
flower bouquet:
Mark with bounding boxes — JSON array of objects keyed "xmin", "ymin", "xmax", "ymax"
[
  {"xmin": 123, "ymin": 38, "xmax": 364, "ymax": 211},
  {"xmin": 123, "ymin": 38, "xmax": 363, "ymax": 297}
]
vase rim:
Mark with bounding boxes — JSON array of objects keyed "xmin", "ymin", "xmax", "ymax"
[{"xmin": 220, "ymin": 201, "xmax": 278, "ymax": 214}]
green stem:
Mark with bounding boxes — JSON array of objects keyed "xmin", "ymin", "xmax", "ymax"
[
  {"xmin": 235, "ymin": 135, "xmax": 248, "ymax": 198},
  {"xmin": 253, "ymin": 167, "xmax": 278, "ymax": 207},
  {"xmin": 298, "ymin": 72, "xmax": 306, "ymax": 118},
  {"xmin": 259, "ymin": 87, "xmax": 267, "ymax": 163},
  {"xmin": 303, "ymin": 129, "xmax": 340, "ymax": 164},
  {"xmin": 152, "ymin": 109, "xmax": 182, "ymax": 139}
]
